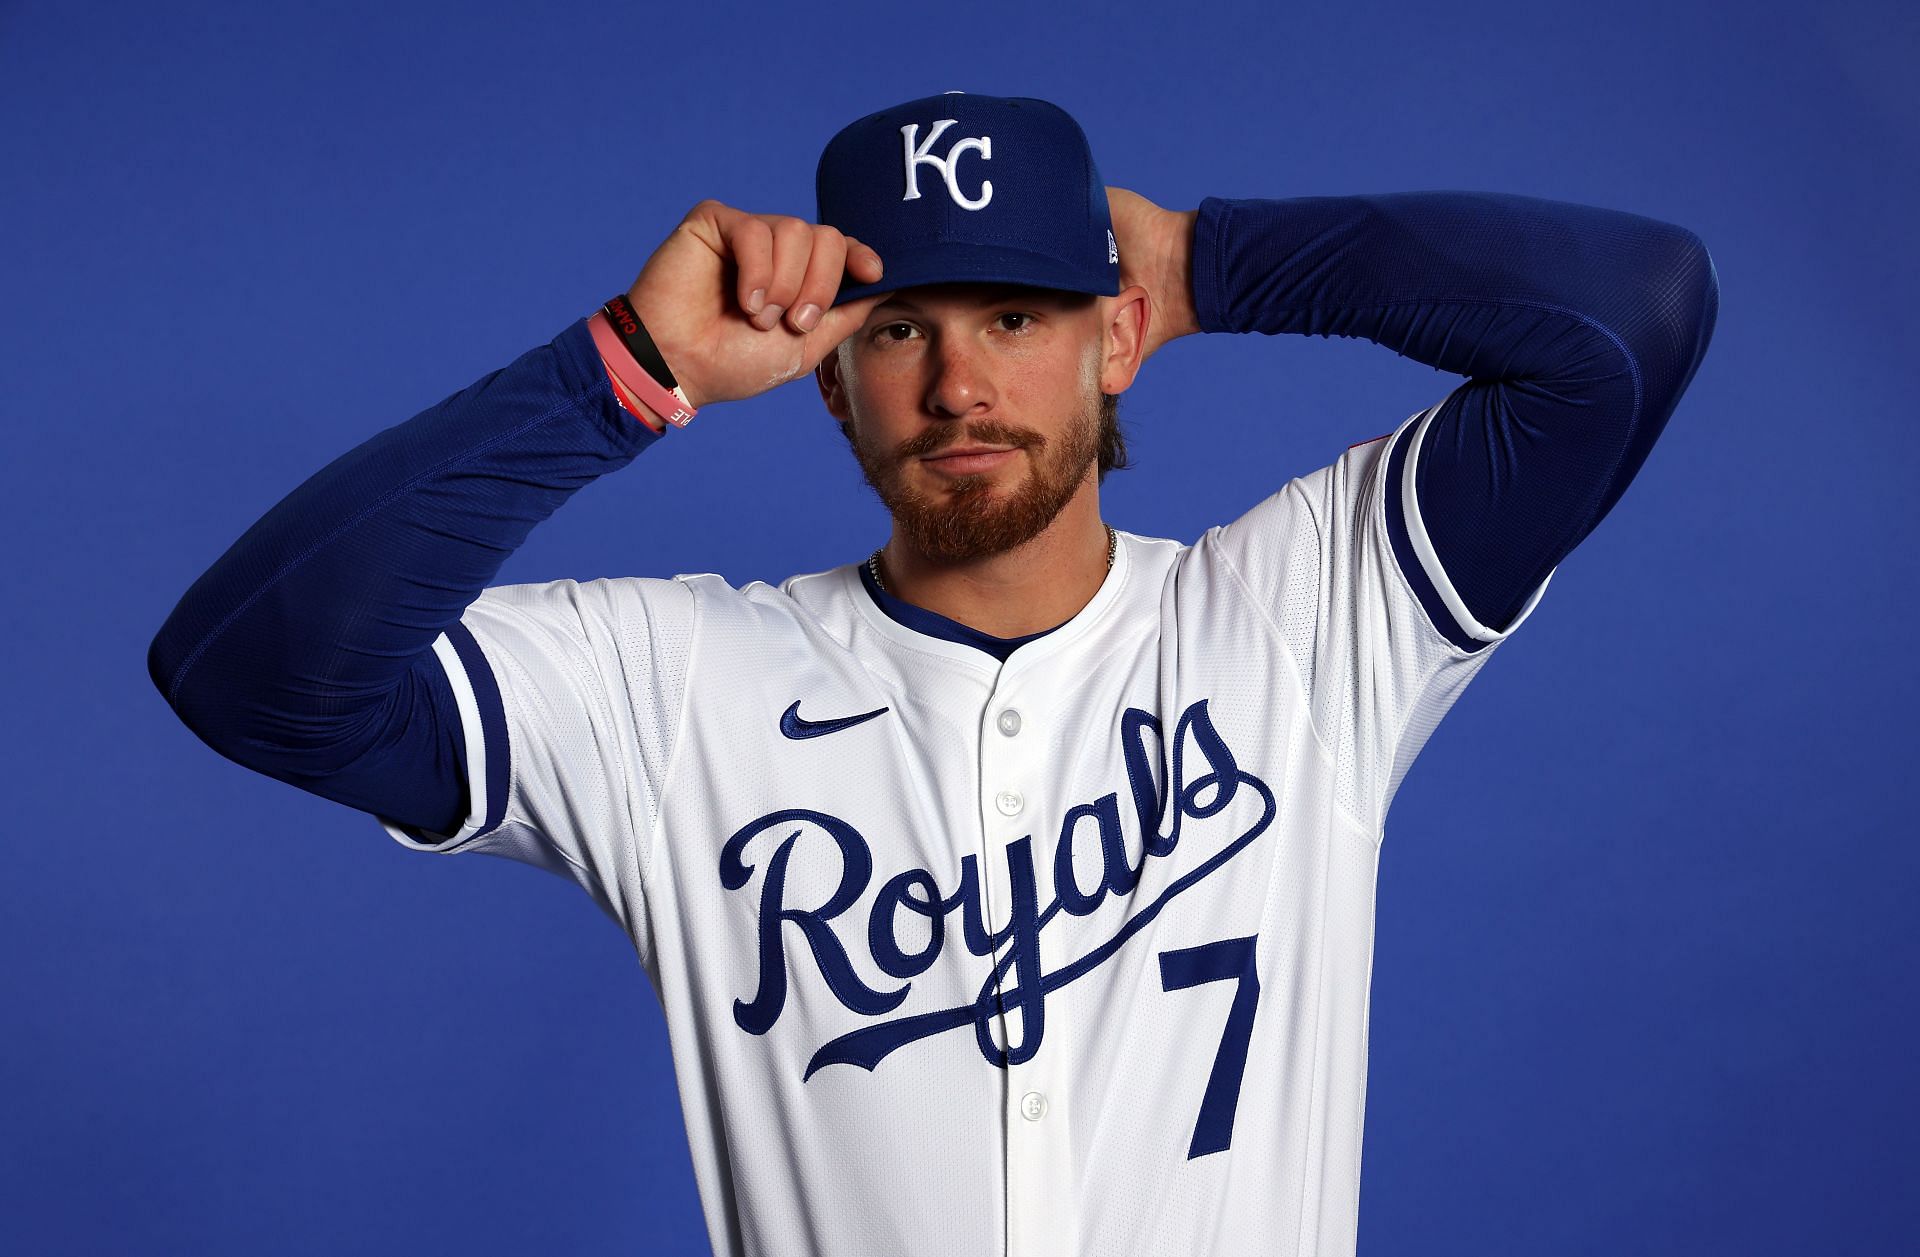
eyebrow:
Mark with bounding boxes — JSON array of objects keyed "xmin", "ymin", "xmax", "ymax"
[{"xmin": 872, "ymin": 284, "xmax": 1062, "ymax": 314}]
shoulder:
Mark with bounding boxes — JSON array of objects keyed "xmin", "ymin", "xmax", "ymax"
[
  {"xmin": 648, "ymin": 562, "xmax": 870, "ymax": 651},
  {"xmin": 467, "ymin": 574, "xmax": 695, "ymax": 627},
  {"xmin": 1114, "ymin": 527, "xmax": 1186, "ymax": 580}
]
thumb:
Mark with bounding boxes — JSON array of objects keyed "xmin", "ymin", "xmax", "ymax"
[{"xmin": 811, "ymin": 292, "xmax": 886, "ymax": 352}]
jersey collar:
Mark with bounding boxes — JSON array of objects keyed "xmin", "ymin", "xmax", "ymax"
[{"xmin": 844, "ymin": 532, "xmax": 1135, "ymax": 674}]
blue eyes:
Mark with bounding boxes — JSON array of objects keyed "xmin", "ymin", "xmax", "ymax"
[{"xmin": 873, "ymin": 312, "xmax": 1034, "ymax": 344}]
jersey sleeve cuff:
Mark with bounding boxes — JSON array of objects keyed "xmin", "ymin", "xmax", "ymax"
[
  {"xmin": 376, "ymin": 620, "xmax": 511, "ymax": 850},
  {"xmin": 1384, "ymin": 404, "xmax": 1554, "ymax": 652}
]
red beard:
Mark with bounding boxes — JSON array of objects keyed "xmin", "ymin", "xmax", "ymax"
[{"xmin": 848, "ymin": 395, "xmax": 1110, "ymax": 563}]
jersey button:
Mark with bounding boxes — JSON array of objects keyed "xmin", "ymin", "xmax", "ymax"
[
  {"xmin": 997, "ymin": 709, "xmax": 1022, "ymax": 737},
  {"xmin": 995, "ymin": 790, "xmax": 1024, "ymax": 817},
  {"xmin": 1020, "ymin": 1091, "xmax": 1048, "ymax": 1121}
]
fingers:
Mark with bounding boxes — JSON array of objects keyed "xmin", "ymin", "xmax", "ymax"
[
  {"xmin": 843, "ymin": 236, "xmax": 885, "ymax": 284},
  {"xmin": 783, "ymin": 226, "xmax": 847, "ymax": 333},
  {"xmin": 813, "ymin": 292, "xmax": 888, "ymax": 349},
  {"xmin": 790, "ymin": 233, "xmax": 885, "ymax": 336},
  {"xmin": 726, "ymin": 215, "xmax": 774, "ymax": 321},
  {"xmin": 741, "ymin": 216, "xmax": 809, "ymax": 330},
  {"xmin": 718, "ymin": 207, "xmax": 885, "ymax": 335}
]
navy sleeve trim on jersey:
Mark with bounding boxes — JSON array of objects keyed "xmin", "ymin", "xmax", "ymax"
[
  {"xmin": 1382, "ymin": 412, "xmax": 1487, "ymax": 654},
  {"xmin": 377, "ymin": 620, "xmax": 512, "ymax": 849},
  {"xmin": 445, "ymin": 621, "xmax": 510, "ymax": 837},
  {"xmin": 1383, "ymin": 406, "xmax": 1554, "ymax": 652},
  {"xmin": 1189, "ymin": 191, "xmax": 1719, "ymax": 633}
]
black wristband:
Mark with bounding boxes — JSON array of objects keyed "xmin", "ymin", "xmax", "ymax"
[{"xmin": 601, "ymin": 294, "xmax": 680, "ymax": 390}]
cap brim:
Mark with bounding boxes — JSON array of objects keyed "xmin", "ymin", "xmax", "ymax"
[{"xmin": 832, "ymin": 241, "xmax": 1120, "ymax": 306}]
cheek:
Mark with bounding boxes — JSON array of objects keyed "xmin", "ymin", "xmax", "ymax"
[
  {"xmin": 1084, "ymin": 340, "xmax": 1102, "ymax": 393},
  {"xmin": 1022, "ymin": 337, "xmax": 1100, "ymax": 404},
  {"xmin": 1024, "ymin": 355, "xmax": 1098, "ymax": 426},
  {"xmin": 842, "ymin": 350, "xmax": 908, "ymax": 418},
  {"xmin": 837, "ymin": 364, "xmax": 910, "ymax": 453}
]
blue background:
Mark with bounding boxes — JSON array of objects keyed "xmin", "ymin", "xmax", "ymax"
[{"xmin": 6, "ymin": 0, "xmax": 1915, "ymax": 1252}]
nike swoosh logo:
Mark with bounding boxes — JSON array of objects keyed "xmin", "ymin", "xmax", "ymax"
[{"xmin": 779, "ymin": 700, "xmax": 891, "ymax": 741}]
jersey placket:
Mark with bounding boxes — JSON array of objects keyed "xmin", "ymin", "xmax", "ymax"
[{"xmin": 977, "ymin": 667, "xmax": 1079, "ymax": 1256}]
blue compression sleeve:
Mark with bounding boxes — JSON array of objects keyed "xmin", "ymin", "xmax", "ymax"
[
  {"xmin": 148, "ymin": 317, "xmax": 661, "ymax": 837},
  {"xmin": 1190, "ymin": 192, "xmax": 1720, "ymax": 638}
]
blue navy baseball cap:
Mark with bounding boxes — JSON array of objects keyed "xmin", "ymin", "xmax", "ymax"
[{"xmin": 816, "ymin": 90, "xmax": 1121, "ymax": 307}]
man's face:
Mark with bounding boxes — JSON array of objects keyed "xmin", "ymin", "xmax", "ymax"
[{"xmin": 819, "ymin": 282, "xmax": 1115, "ymax": 563}]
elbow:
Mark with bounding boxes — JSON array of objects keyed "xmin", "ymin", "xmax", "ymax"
[
  {"xmin": 147, "ymin": 607, "xmax": 247, "ymax": 761},
  {"xmin": 146, "ymin": 625, "xmax": 271, "ymax": 779},
  {"xmin": 146, "ymin": 611, "xmax": 380, "ymax": 783},
  {"xmin": 1682, "ymin": 231, "xmax": 1721, "ymax": 377},
  {"xmin": 147, "ymin": 608, "xmax": 208, "ymax": 738},
  {"xmin": 1654, "ymin": 225, "xmax": 1721, "ymax": 373},
  {"xmin": 1618, "ymin": 225, "xmax": 1720, "ymax": 412}
]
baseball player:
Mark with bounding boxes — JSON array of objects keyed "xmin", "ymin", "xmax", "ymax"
[{"xmin": 150, "ymin": 91, "xmax": 1718, "ymax": 1256}]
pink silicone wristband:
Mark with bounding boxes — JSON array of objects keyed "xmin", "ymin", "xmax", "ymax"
[
  {"xmin": 588, "ymin": 309, "xmax": 697, "ymax": 428},
  {"xmin": 602, "ymin": 362, "xmax": 667, "ymax": 434}
]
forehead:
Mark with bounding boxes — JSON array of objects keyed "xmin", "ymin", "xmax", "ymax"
[{"xmin": 871, "ymin": 282, "xmax": 1095, "ymax": 314}]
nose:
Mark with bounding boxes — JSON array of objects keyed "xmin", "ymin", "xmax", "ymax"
[{"xmin": 923, "ymin": 336, "xmax": 998, "ymax": 419}]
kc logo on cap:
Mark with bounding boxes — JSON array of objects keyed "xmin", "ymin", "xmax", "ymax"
[
  {"xmin": 817, "ymin": 90, "xmax": 1121, "ymax": 306},
  {"xmin": 901, "ymin": 119, "xmax": 992, "ymax": 211}
]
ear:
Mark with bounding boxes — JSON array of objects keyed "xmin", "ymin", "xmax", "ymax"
[
  {"xmin": 1098, "ymin": 283, "xmax": 1152, "ymax": 395},
  {"xmin": 815, "ymin": 342, "xmax": 853, "ymax": 423}
]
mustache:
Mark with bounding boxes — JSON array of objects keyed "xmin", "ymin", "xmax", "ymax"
[{"xmin": 895, "ymin": 419, "xmax": 1044, "ymax": 461}]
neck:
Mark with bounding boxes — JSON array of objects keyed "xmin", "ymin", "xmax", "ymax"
[{"xmin": 876, "ymin": 482, "xmax": 1110, "ymax": 638}]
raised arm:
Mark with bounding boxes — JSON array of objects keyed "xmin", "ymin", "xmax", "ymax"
[
  {"xmin": 148, "ymin": 202, "xmax": 888, "ymax": 837},
  {"xmin": 1114, "ymin": 186, "xmax": 1720, "ymax": 641}
]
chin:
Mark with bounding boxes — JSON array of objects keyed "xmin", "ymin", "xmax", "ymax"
[{"xmin": 906, "ymin": 489, "xmax": 1068, "ymax": 564}]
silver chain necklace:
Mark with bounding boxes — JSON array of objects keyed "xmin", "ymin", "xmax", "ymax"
[{"xmin": 867, "ymin": 526, "xmax": 1117, "ymax": 595}]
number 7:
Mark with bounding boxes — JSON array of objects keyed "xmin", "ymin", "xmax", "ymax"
[{"xmin": 1158, "ymin": 934, "xmax": 1260, "ymax": 1159}]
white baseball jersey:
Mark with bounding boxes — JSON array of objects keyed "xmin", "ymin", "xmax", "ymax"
[{"xmin": 376, "ymin": 399, "xmax": 1554, "ymax": 1257}]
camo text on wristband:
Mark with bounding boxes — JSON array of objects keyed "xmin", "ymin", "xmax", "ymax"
[{"xmin": 603, "ymin": 294, "xmax": 681, "ymax": 391}]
